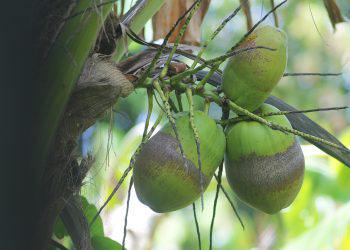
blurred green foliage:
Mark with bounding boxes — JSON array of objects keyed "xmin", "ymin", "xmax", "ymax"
[{"xmin": 73, "ymin": 0, "xmax": 350, "ymax": 249}]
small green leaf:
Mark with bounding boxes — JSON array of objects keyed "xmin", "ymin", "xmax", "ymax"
[
  {"xmin": 91, "ymin": 236, "xmax": 123, "ymax": 250},
  {"xmin": 81, "ymin": 196, "xmax": 104, "ymax": 237}
]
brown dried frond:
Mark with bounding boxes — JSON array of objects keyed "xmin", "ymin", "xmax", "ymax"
[{"xmin": 152, "ymin": 0, "xmax": 211, "ymax": 45}]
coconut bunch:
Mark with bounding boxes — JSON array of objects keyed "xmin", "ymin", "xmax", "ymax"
[{"xmin": 133, "ymin": 25, "xmax": 305, "ymax": 214}]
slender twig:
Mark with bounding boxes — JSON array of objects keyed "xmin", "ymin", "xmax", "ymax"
[
  {"xmin": 214, "ymin": 174, "xmax": 244, "ymax": 230},
  {"xmin": 225, "ymin": 106, "xmax": 348, "ymax": 124},
  {"xmin": 263, "ymin": 106, "xmax": 348, "ymax": 115},
  {"xmin": 122, "ymin": 177, "xmax": 134, "ymax": 250},
  {"xmin": 209, "ymin": 162, "xmax": 224, "ymax": 250},
  {"xmin": 192, "ymin": 203, "xmax": 202, "ymax": 250},
  {"xmin": 283, "ymin": 72, "xmax": 342, "ymax": 77},
  {"xmin": 267, "ymin": 121, "xmax": 348, "ymax": 151},
  {"xmin": 309, "ymin": 3, "xmax": 328, "ymax": 45}
]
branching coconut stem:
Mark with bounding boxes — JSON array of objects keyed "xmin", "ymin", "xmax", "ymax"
[
  {"xmin": 153, "ymin": 80, "xmax": 187, "ymax": 161},
  {"xmin": 224, "ymin": 106, "xmax": 348, "ymax": 124},
  {"xmin": 201, "ymin": 90, "xmax": 347, "ymax": 152}
]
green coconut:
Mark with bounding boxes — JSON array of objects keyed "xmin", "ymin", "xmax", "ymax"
[
  {"xmin": 225, "ymin": 104, "xmax": 305, "ymax": 214},
  {"xmin": 222, "ymin": 25, "xmax": 287, "ymax": 111},
  {"xmin": 133, "ymin": 111, "xmax": 226, "ymax": 213}
]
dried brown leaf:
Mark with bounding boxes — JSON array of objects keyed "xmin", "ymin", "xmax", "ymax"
[{"xmin": 152, "ymin": 0, "xmax": 211, "ymax": 45}]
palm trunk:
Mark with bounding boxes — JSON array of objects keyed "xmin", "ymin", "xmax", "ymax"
[
  {"xmin": 33, "ymin": 1, "xmax": 113, "ymax": 248},
  {"xmin": 31, "ymin": 1, "xmax": 166, "ymax": 249}
]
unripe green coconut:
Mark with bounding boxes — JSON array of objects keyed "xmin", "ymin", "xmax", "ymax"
[
  {"xmin": 222, "ymin": 25, "xmax": 287, "ymax": 111},
  {"xmin": 133, "ymin": 111, "xmax": 226, "ymax": 213},
  {"xmin": 225, "ymin": 104, "xmax": 304, "ymax": 214}
]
